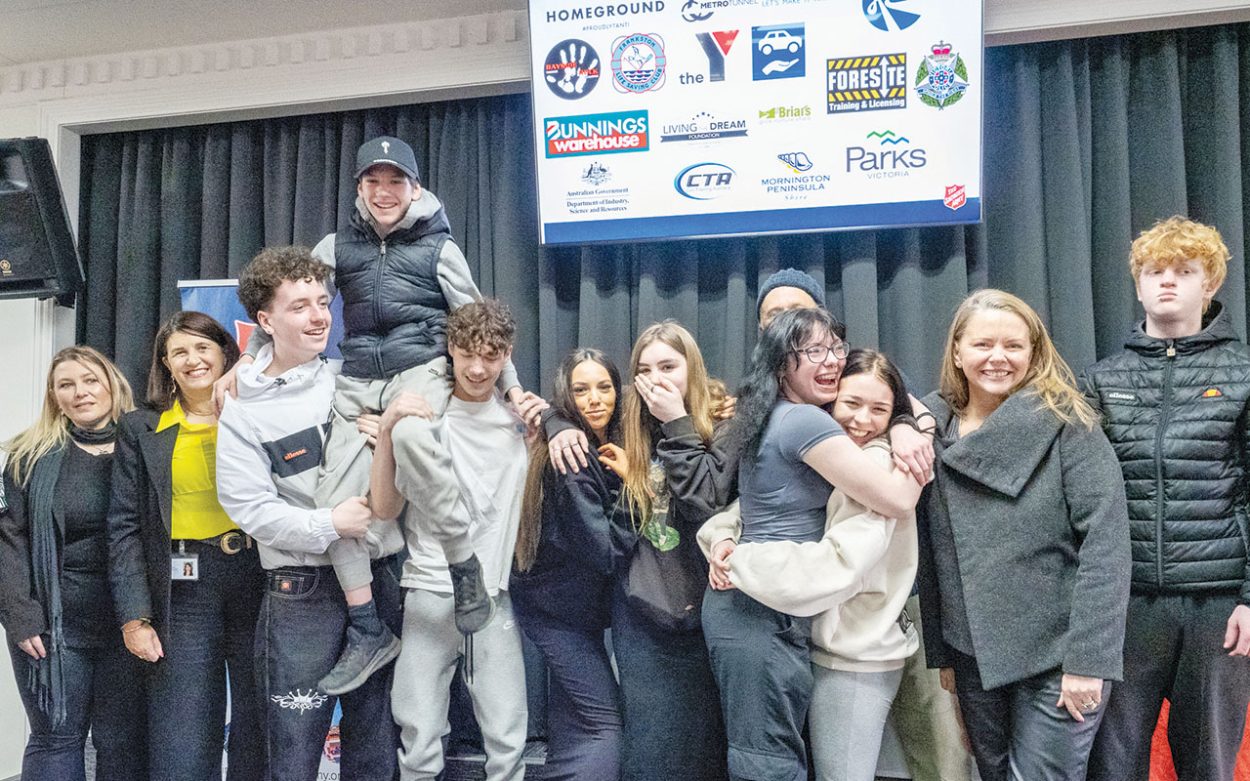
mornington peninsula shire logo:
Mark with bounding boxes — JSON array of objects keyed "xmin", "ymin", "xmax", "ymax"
[
  {"xmin": 611, "ymin": 33, "xmax": 667, "ymax": 93},
  {"xmin": 545, "ymin": 110, "xmax": 650, "ymax": 157},
  {"xmin": 915, "ymin": 42, "xmax": 969, "ymax": 110},
  {"xmin": 544, "ymin": 39, "xmax": 601, "ymax": 99}
]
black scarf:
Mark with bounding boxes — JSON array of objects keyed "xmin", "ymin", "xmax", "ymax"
[{"xmin": 26, "ymin": 443, "xmax": 66, "ymax": 728}]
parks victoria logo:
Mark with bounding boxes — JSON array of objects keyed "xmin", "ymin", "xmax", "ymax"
[
  {"xmin": 915, "ymin": 42, "xmax": 969, "ymax": 110},
  {"xmin": 845, "ymin": 130, "xmax": 927, "ymax": 177},
  {"xmin": 826, "ymin": 53, "xmax": 907, "ymax": 113},
  {"xmin": 861, "ymin": 0, "xmax": 921, "ymax": 31},
  {"xmin": 544, "ymin": 39, "xmax": 601, "ymax": 99}
]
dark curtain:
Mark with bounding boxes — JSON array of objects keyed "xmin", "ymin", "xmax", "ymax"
[{"xmin": 79, "ymin": 23, "xmax": 1250, "ymax": 397}]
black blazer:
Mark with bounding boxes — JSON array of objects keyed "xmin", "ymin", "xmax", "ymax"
[{"xmin": 107, "ymin": 408, "xmax": 178, "ymax": 636}]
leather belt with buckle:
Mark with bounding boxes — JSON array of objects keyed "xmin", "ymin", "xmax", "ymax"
[{"xmin": 176, "ymin": 531, "xmax": 254, "ymax": 555}]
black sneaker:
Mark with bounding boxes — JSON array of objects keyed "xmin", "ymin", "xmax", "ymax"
[
  {"xmin": 448, "ymin": 553, "xmax": 495, "ymax": 634},
  {"xmin": 317, "ymin": 625, "xmax": 401, "ymax": 696}
]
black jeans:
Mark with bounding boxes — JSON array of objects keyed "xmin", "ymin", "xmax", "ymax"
[
  {"xmin": 8, "ymin": 639, "xmax": 146, "ymax": 781},
  {"xmin": 255, "ymin": 556, "xmax": 403, "ymax": 781},
  {"xmin": 1089, "ymin": 592, "xmax": 1250, "ymax": 781},
  {"xmin": 149, "ymin": 540, "xmax": 265, "ymax": 781},
  {"xmin": 952, "ymin": 651, "xmax": 1108, "ymax": 781}
]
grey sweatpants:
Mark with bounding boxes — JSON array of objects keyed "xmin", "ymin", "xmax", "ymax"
[
  {"xmin": 391, "ymin": 589, "xmax": 528, "ymax": 781},
  {"xmin": 316, "ymin": 357, "xmax": 473, "ymax": 591},
  {"xmin": 809, "ymin": 665, "xmax": 905, "ymax": 781}
]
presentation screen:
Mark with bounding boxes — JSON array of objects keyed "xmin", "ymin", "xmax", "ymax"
[{"xmin": 527, "ymin": 0, "xmax": 983, "ymax": 245}]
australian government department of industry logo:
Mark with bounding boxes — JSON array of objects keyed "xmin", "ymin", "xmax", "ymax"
[
  {"xmin": 862, "ymin": 0, "xmax": 921, "ymax": 31},
  {"xmin": 545, "ymin": 110, "xmax": 650, "ymax": 157},
  {"xmin": 544, "ymin": 39, "xmax": 601, "ymax": 99},
  {"xmin": 675, "ymin": 162, "xmax": 736, "ymax": 199},
  {"xmin": 660, "ymin": 111, "xmax": 748, "ymax": 143},
  {"xmin": 565, "ymin": 161, "xmax": 631, "ymax": 216},
  {"xmin": 611, "ymin": 33, "xmax": 667, "ymax": 93},
  {"xmin": 915, "ymin": 41, "xmax": 968, "ymax": 110},
  {"xmin": 762, "ymin": 153, "xmax": 830, "ymax": 201},
  {"xmin": 845, "ymin": 130, "xmax": 927, "ymax": 177},
  {"xmin": 827, "ymin": 53, "xmax": 906, "ymax": 113}
]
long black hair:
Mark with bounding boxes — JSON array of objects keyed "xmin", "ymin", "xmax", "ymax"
[
  {"xmin": 515, "ymin": 348, "xmax": 623, "ymax": 571},
  {"xmin": 731, "ymin": 307, "xmax": 844, "ymax": 457}
]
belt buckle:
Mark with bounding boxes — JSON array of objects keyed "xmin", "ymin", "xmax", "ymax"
[{"xmin": 219, "ymin": 531, "xmax": 243, "ymax": 555}]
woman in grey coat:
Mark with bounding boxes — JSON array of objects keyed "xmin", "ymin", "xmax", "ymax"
[{"xmin": 915, "ymin": 289, "xmax": 1131, "ymax": 781}]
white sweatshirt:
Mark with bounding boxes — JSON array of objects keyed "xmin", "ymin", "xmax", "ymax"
[
  {"xmin": 215, "ymin": 344, "xmax": 404, "ymax": 570},
  {"xmin": 698, "ymin": 438, "xmax": 919, "ymax": 672}
]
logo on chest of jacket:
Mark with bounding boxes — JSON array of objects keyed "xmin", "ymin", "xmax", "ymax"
[
  {"xmin": 283, "ymin": 448, "xmax": 308, "ymax": 462},
  {"xmin": 1202, "ymin": 387, "xmax": 1223, "ymax": 399},
  {"xmin": 1106, "ymin": 391, "xmax": 1137, "ymax": 402}
]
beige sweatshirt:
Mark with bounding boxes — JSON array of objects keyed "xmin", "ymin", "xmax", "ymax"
[{"xmin": 697, "ymin": 439, "xmax": 919, "ymax": 672}]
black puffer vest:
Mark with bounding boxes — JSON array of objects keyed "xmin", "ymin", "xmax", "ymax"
[
  {"xmin": 1082, "ymin": 303, "xmax": 1250, "ymax": 601},
  {"xmin": 334, "ymin": 203, "xmax": 452, "ymax": 380}
]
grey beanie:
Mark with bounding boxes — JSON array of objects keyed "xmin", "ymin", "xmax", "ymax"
[{"xmin": 756, "ymin": 268, "xmax": 826, "ymax": 313}]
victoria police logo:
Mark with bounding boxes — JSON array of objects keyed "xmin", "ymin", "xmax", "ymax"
[
  {"xmin": 611, "ymin": 33, "xmax": 667, "ymax": 93},
  {"xmin": 915, "ymin": 42, "xmax": 968, "ymax": 110},
  {"xmin": 862, "ymin": 0, "xmax": 921, "ymax": 32},
  {"xmin": 544, "ymin": 39, "xmax": 601, "ymax": 99}
]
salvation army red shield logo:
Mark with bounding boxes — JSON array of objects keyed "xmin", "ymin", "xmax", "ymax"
[{"xmin": 944, "ymin": 184, "xmax": 966, "ymax": 211}]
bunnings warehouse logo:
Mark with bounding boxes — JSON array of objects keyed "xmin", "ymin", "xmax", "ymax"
[{"xmin": 545, "ymin": 110, "xmax": 650, "ymax": 157}]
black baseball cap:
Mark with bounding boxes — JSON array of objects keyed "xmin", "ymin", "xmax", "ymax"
[{"xmin": 354, "ymin": 136, "xmax": 420, "ymax": 181}]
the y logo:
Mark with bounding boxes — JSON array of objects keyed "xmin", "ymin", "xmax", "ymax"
[
  {"xmin": 862, "ymin": 0, "xmax": 921, "ymax": 32},
  {"xmin": 695, "ymin": 30, "xmax": 739, "ymax": 82}
]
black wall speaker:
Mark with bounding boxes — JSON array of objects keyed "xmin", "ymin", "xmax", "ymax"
[{"xmin": 0, "ymin": 137, "xmax": 83, "ymax": 306}]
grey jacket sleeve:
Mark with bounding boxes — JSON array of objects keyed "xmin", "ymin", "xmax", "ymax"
[
  {"xmin": 1059, "ymin": 421, "xmax": 1132, "ymax": 680},
  {"xmin": 655, "ymin": 416, "xmax": 738, "ymax": 526},
  {"xmin": 436, "ymin": 240, "xmax": 522, "ymax": 395},
  {"xmin": 243, "ymin": 233, "xmax": 339, "ymax": 359}
]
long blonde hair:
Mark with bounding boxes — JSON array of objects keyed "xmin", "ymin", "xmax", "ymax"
[
  {"xmin": 938, "ymin": 289, "xmax": 1096, "ymax": 427},
  {"xmin": 5, "ymin": 346, "xmax": 135, "ymax": 486},
  {"xmin": 620, "ymin": 321, "xmax": 715, "ymax": 529}
]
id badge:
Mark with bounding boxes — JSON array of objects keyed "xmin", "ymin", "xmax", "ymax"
[{"xmin": 171, "ymin": 553, "xmax": 200, "ymax": 581}]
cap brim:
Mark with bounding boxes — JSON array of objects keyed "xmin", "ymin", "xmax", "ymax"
[{"xmin": 355, "ymin": 159, "xmax": 419, "ymax": 181}]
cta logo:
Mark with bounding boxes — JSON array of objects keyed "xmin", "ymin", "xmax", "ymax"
[
  {"xmin": 675, "ymin": 162, "xmax": 736, "ymax": 199},
  {"xmin": 545, "ymin": 1, "xmax": 667, "ymax": 24},
  {"xmin": 762, "ymin": 153, "xmax": 830, "ymax": 200},
  {"xmin": 544, "ymin": 40, "xmax": 601, "ymax": 99},
  {"xmin": 862, "ymin": 0, "xmax": 921, "ymax": 32},
  {"xmin": 916, "ymin": 41, "xmax": 969, "ymax": 110},
  {"xmin": 683, "ymin": 30, "xmax": 739, "ymax": 84},
  {"xmin": 826, "ymin": 53, "xmax": 907, "ymax": 113},
  {"xmin": 758, "ymin": 104, "xmax": 813, "ymax": 122},
  {"xmin": 752, "ymin": 24, "xmax": 804, "ymax": 80},
  {"xmin": 545, "ymin": 110, "xmax": 650, "ymax": 158},
  {"xmin": 611, "ymin": 33, "xmax": 667, "ymax": 93},
  {"xmin": 660, "ymin": 111, "xmax": 748, "ymax": 143},
  {"xmin": 845, "ymin": 130, "xmax": 927, "ymax": 177}
]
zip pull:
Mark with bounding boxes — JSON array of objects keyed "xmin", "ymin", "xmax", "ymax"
[
  {"xmin": 178, "ymin": 539, "xmax": 187, "ymax": 555},
  {"xmin": 1166, "ymin": 340, "xmax": 1176, "ymax": 358},
  {"xmin": 380, "ymin": 240, "xmax": 387, "ymax": 256}
]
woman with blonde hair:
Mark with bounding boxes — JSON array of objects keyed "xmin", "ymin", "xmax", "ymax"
[
  {"xmin": 0, "ymin": 346, "xmax": 146, "ymax": 780},
  {"xmin": 916, "ymin": 289, "xmax": 1131, "ymax": 781}
]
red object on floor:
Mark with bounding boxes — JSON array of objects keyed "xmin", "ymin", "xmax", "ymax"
[{"xmin": 1149, "ymin": 700, "xmax": 1250, "ymax": 780}]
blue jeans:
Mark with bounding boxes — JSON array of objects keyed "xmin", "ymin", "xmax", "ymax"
[
  {"xmin": 612, "ymin": 587, "xmax": 727, "ymax": 781},
  {"xmin": 255, "ymin": 556, "xmax": 402, "ymax": 781},
  {"xmin": 149, "ymin": 540, "xmax": 265, "ymax": 781},
  {"xmin": 702, "ymin": 587, "xmax": 813, "ymax": 781},
  {"xmin": 8, "ymin": 639, "xmax": 146, "ymax": 781},
  {"xmin": 514, "ymin": 605, "xmax": 621, "ymax": 781}
]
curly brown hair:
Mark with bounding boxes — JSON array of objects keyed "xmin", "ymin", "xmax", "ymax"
[
  {"xmin": 447, "ymin": 299, "xmax": 516, "ymax": 355},
  {"xmin": 237, "ymin": 246, "xmax": 331, "ymax": 321}
]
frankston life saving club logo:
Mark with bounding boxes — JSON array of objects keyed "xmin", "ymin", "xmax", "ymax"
[
  {"xmin": 915, "ymin": 41, "xmax": 969, "ymax": 110},
  {"xmin": 544, "ymin": 39, "xmax": 601, "ymax": 99},
  {"xmin": 862, "ymin": 0, "xmax": 921, "ymax": 31},
  {"xmin": 611, "ymin": 32, "xmax": 667, "ymax": 93},
  {"xmin": 545, "ymin": 110, "xmax": 650, "ymax": 158},
  {"xmin": 826, "ymin": 53, "xmax": 906, "ymax": 113},
  {"xmin": 660, "ymin": 111, "xmax": 748, "ymax": 143}
]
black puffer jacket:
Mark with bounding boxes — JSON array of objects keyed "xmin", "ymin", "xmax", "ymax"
[{"xmin": 1081, "ymin": 303, "xmax": 1250, "ymax": 602}]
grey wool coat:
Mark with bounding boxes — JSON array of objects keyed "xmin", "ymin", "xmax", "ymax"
[{"xmin": 916, "ymin": 390, "xmax": 1132, "ymax": 690}]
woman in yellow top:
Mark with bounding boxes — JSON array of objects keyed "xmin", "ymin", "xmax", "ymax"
[{"xmin": 107, "ymin": 311, "xmax": 265, "ymax": 781}]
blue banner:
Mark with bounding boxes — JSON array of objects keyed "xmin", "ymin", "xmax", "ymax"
[{"xmin": 177, "ymin": 279, "xmax": 344, "ymax": 359}]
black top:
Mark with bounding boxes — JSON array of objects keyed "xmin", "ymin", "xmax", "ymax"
[{"xmin": 58, "ymin": 445, "xmax": 118, "ymax": 647}]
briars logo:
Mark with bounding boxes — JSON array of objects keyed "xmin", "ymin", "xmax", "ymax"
[
  {"xmin": 845, "ymin": 129, "xmax": 927, "ymax": 177},
  {"xmin": 916, "ymin": 41, "xmax": 968, "ymax": 110},
  {"xmin": 660, "ymin": 111, "xmax": 748, "ymax": 143},
  {"xmin": 826, "ymin": 53, "xmax": 907, "ymax": 113},
  {"xmin": 611, "ymin": 33, "xmax": 667, "ymax": 94},
  {"xmin": 674, "ymin": 162, "xmax": 736, "ymax": 199},
  {"xmin": 544, "ymin": 39, "xmax": 601, "ymax": 99},
  {"xmin": 581, "ymin": 161, "xmax": 612, "ymax": 185},
  {"xmin": 862, "ymin": 0, "xmax": 921, "ymax": 32},
  {"xmin": 777, "ymin": 152, "xmax": 813, "ymax": 172},
  {"xmin": 758, "ymin": 104, "xmax": 812, "ymax": 121}
]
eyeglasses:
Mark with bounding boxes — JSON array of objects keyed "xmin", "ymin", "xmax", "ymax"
[{"xmin": 794, "ymin": 342, "xmax": 849, "ymax": 364}]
